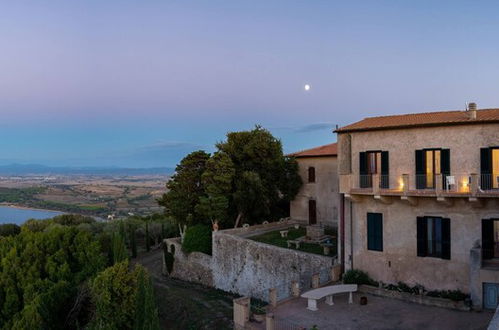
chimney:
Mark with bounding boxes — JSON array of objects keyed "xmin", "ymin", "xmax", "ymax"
[{"xmin": 468, "ymin": 102, "xmax": 477, "ymax": 120}]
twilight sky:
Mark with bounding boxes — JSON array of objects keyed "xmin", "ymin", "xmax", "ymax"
[{"xmin": 1, "ymin": 1, "xmax": 499, "ymax": 168}]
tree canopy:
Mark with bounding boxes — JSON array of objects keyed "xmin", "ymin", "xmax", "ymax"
[{"xmin": 159, "ymin": 126, "xmax": 302, "ymax": 228}]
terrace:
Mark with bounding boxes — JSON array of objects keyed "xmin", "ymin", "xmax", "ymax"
[
  {"xmin": 341, "ymin": 173, "xmax": 499, "ymax": 204},
  {"xmin": 264, "ymin": 292, "xmax": 493, "ymax": 330}
]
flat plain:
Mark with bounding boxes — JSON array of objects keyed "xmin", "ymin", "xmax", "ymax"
[{"xmin": 0, "ymin": 174, "xmax": 169, "ymax": 218}]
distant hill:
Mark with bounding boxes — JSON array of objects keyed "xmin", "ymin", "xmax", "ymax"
[{"xmin": 0, "ymin": 164, "xmax": 174, "ymax": 176}]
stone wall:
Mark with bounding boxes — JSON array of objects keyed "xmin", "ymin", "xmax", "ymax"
[
  {"xmin": 212, "ymin": 225, "xmax": 336, "ymax": 299},
  {"xmin": 164, "ymin": 222, "xmax": 337, "ymax": 300},
  {"xmin": 164, "ymin": 237, "xmax": 213, "ymax": 287}
]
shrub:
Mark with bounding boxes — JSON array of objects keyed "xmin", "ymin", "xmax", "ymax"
[
  {"xmin": 343, "ymin": 269, "xmax": 377, "ymax": 286},
  {"xmin": 0, "ymin": 223, "xmax": 21, "ymax": 237},
  {"xmin": 426, "ymin": 289, "xmax": 468, "ymax": 301},
  {"xmin": 52, "ymin": 214, "xmax": 95, "ymax": 226},
  {"xmin": 89, "ymin": 261, "xmax": 140, "ymax": 329},
  {"xmin": 182, "ymin": 224, "xmax": 212, "ymax": 255}
]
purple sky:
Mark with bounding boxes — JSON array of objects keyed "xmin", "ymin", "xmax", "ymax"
[{"xmin": 1, "ymin": 1, "xmax": 499, "ymax": 167}]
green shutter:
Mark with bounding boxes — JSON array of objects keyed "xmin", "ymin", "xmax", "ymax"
[
  {"xmin": 375, "ymin": 213, "xmax": 383, "ymax": 251},
  {"xmin": 415, "ymin": 150, "xmax": 425, "ymax": 189},
  {"xmin": 367, "ymin": 213, "xmax": 383, "ymax": 251},
  {"xmin": 441, "ymin": 218, "xmax": 451, "ymax": 260},
  {"xmin": 367, "ymin": 213, "xmax": 374, "ymax": 250},
  {"xmin": 481, "ymin": 148, "xmax": 492, "ymax": 190},
  {"xmin": 381, "ymin": 151, "xmax": 389, "ymax": 189},
  {"xmin": 417, "ymin": 217, "xmax": 427, "ymax": 257}
]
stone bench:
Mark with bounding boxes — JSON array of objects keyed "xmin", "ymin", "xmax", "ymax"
[
  {"xmin": 280, "ymin": 230, "xmax": 289, "ymax": 238},
  {"xmin": 287, "ymin": 239, "xmax": 301, "ymax": 249},
  {"xmin": 301, "ymin": 284, "xmax": 358, "ymax": 311}
]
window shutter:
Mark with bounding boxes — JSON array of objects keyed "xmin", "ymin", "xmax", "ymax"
[
  {"xmin": 381, "ymin": 151, "xmax": 389, "ymax": 189},
  {"xmin": 415, "ymin": 150, "xmax": 425, "ymax": 189},
  {"xmin": 367, "ymin": 213, "xmax": 374, "ymax": 250},
  {"xmin": 441, "ymin": 149, "xmax": 450, "ymax": 175},
  {"xmin": 441, "ymin": 218, "xmax": 451, "ymax": 260},
  {"xmin": 481, "ymin": 148, "xmax": 492, "ymax": 190},
  {"xmin": 381, "ymin": 151, "xmax": 389, "ymax": 175},
  {"xmin": 359, "ymin": 152, "xmax": 368, "ymax": 188},
  {"xmin": 441, "ymin": 149, "xmax": 451, "ymax": 190},
  {"xmin": 376, "ymin": 213, "xmax": 383, "ymax": 251},
  {"xmin": 417, "ymin": 217, "xmax": 427, "ymax": 257},
  {"xmin": 359, "ymin": 152, "xmax": 367, "ymax": 175},
  {"xmin": 482, "ymin": 219, "xmax": 495, "ymax": 260}
]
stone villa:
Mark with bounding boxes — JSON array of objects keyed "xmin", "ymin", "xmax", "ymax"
[
  {"xmin": 289, "ymin": 143, "xmax": 339, "ymax": 228},
  {"xmin": 335, "ymin": 103, "xmax": 499, "ymax": 310}
]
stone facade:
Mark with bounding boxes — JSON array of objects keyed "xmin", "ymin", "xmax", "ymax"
[
  {"xmin": 290, "ymin": 156, "xmax": 339, "ymax": 227},
  {"xmin": 337, "ymin": 119, "xmax": 499, "ymax": 309}
]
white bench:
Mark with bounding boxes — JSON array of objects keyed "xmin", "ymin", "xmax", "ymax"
[
  {"xmin": 300, "ymin": 284, "xmax": 358, "ymax": 311},
  {"xmin": 287, "ymin": 239, "xmax": 301, "ymax": 248},
  {"xmin": 280, "ymin": 230, "xmax": 289, "ymax": 238}
]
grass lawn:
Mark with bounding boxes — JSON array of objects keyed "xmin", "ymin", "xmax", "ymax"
[{"xmin": 249, "ymin": 227, "xmax": 337, "ymax": 256}]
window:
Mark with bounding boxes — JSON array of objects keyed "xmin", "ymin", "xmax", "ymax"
[
  {"xmin": 415, "ymin": 149, "xmax": 450, "ymax": 189},
  {"xmin": 359, "ymin": 151, "xmax": 389, "ymax": 188},
  {"xmin": 367, "ymin": 213, "xmax": 383, "ymax": 251},
  {"xmin": 481, "ymin": 147, "xmax": 499, "ymax": 189},
  {"xmin": 308, "ymin": 200, "xmax": 317, "ymax": 225},
  {"xmin": 308, "ymin": 167, "xmax": 316, "ymax": 183},
  {"xmin": 417, "ymin": 216, "xmax": 450, "ymax": 259}
]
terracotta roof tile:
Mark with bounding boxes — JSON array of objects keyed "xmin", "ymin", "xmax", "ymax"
[
  {"xmin": 288, "ymin": 143, "xmax": 337, "ymax": 158},
  {"xmin": 335, "ymin": 108, "xmax": 499, "ymax": 133}
]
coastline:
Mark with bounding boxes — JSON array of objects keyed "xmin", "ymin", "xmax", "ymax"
[{"xmin": 0, "ymin": 203, "xmax": 65, "ymax": 215}]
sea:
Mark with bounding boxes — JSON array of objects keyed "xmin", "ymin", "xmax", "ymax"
[{"xmin": 0, "ymin": 205, "xmax": 64, "ymax": 225}]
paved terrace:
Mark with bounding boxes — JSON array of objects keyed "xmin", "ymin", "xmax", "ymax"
[{"xmin": 269, "ymin": 293, "xmax": 493, "ymax": 330}]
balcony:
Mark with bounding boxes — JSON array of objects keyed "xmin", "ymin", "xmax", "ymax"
[{"xmin": 340, "ymin": 173, "xmax": 499, "ymax": 203}]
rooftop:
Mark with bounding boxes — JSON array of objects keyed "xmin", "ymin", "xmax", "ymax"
[
  {"xmin": 335, "ymin": 108, "xmax": 499, "ymax": 133},
  {"xmin": 288, "ymin": 142, "xmax": 337, "ymax": 158}
]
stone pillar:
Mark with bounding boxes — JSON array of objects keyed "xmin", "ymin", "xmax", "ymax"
[
  {"xmin": 470, "ymin": 245, "xmax": 482, "ymax": 310},
  {"xmin": 265, "ymin": 313, "xmax": 275, "ymax": 330},
  {"xmin": 312, "ymin": 273, "xmax": 320, "ymax": 289},
  {"xmin": 331, "ymin": 264, "xmax": 342, "ymax": 282},
  {"xmin": 435, "ymin": 174, "xmax": 443, "ymax": 195},
  {"xmin": 269, "ymin": 288, "xmax": 277, "ymax": 307},
  {"xmin": 373, "ymin": 174, "xmax": 380, "ymax": 195},
  {"xmin": 402, "ymin": 174, "xmax": 409, "ymax": 194},
  {"xmin": 233, "ymin": 297, "xmax": 250, "ymax": 330},
  {"xmin": 291, "ymin": 281, "xmax": 300, "ymax": 297},
  {"xmin": 470, "ymin": 173, "xmax": 479, "ymax": 196}
]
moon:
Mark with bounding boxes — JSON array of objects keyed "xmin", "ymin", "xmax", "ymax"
[{"xmin": 304, "ymin": 84, "xmax": 311, "ymax": 91}]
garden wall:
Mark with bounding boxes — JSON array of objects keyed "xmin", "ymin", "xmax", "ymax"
[
  {"xmin": 212, "ymin": 224, "xmax": 336, "ymax": 298},
  {"xmin": 164, "ymin": 237, "xmax": 213, "ymax": 287},
  {"xmin": 164, "ymin": 222, "xmax": 337, "ymax": 299}
]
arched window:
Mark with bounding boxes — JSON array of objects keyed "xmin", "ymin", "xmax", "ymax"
[{"xmin": 308, "ymin": 167, "xmax": 316, "ymax": 183}]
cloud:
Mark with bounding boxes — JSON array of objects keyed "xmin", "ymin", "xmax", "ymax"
[
  {"xmin": 294, "ymin": 123, "xmax": 336, "ymax": 133},
  {"xmin": 130, "ymin": 141, "xmax": 206, "ymax": 154},
  {"xmin": 271, "ymin": 122, "xmax": 336, "ymax": 133}
]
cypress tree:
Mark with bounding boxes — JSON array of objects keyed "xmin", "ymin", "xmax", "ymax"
[
  {"xmin": 112, "ymin": 232, "xmax": 128, "ymax": 264},
  {"xmin": 145, "ymin": 222, "xmax": 150, "ymax": 252},
  {"xmin": 130, "ymin": 225, "xmax": 137, "ymax": 258},
  {"xmin": 134, "ymin": 268, "xmax": 160, "ymax": 330}
]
